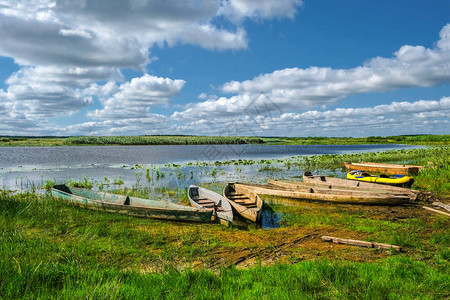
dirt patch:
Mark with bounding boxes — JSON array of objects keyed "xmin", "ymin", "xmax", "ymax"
[
  {"xmin": 136, "ymin": 194, "xmax": 449, "ymax": 272},
  {"xmin": 194, "ymin": 226, "xmax": 392, "ymax": 270}
]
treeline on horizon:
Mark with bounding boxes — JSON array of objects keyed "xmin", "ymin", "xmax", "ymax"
[{"xmin": 0, "ymin": 134, "xmax": 448, "ymax": 146}]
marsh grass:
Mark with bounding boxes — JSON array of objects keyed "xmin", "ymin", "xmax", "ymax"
[
  {"xmin": 1, "ymin": 191, "xmax": 449, "ymax": 298},
  {"xmin": 0, "ymin": 134, "xmax": 448, "ymax": 147},
  {"xmin": 1, "ymin": 141, "xmax": 449, "ymax": 298}
]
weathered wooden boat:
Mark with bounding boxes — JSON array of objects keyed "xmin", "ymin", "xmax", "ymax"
[
  {"xmin": 51, "ymin": 184, "xmax": 213, "ymax": 222},
  {"xmin": 268, "ymin": 179, "xmax": 413, "ymax": 198},
  {"xmin": 223, "ymin": 183, "xmax": 263, "ymax": 222},
  {"xmin": 303, "ymin": 172, "xmax": 420, "ymax": 196},
  {"xmin": 347, "ymin": 170, "xmax": 414, "ymax": 187},
  {"xmin": 342, "ymin": 161, "xmax": 422, "ymax": 175},
  {"xmin": 188, "ymin": 185, "xmax": 233, "ymax": 225},
  {"xmin": 241, "ymin": 182, "xmax": 411, "ymax": 205}
]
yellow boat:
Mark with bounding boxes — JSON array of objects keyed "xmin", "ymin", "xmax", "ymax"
[{"xmin": 347, "ymin": 170, "xmax": 414, "ymax": 187}]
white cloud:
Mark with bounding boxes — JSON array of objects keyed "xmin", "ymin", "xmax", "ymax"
[
  {"xmin": 220, "ymin": 0, "xmax": 302, "ymax": 24},
  {"xmin": 173, "ymin": 97, "xmax": 450, "ymax": 137},
  {"xmin": 174, "ymin": 23, "xmax": 450, "ymax": 120},
  {"xmin": 87, "ymin": 74, "xmax": 185, "ymax": 120},
  {"xmin": 0, "ymin": 0, "xmax": 302, "ymax": 135},
  {"xmin": 65, "ymin": 115, "xmax": 169, "ymax": 136},
  {"xmin": 2, "ymin": 66, "xmax": 121, "ymax": 117}
]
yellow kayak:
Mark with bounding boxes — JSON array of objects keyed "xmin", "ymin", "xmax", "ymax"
[{"xmin": 347, "ymin": 170, "xmax": 414, "ymax": 187}]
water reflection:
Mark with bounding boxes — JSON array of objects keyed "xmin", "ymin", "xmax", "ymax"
[{"xmin": 260, "ymin": 204, "xmax": 282, "ymax": 229}]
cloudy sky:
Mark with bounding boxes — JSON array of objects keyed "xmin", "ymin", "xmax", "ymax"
[{"xmin": 1, "ymin": 0, "xmax": 449, "ymax": 137}]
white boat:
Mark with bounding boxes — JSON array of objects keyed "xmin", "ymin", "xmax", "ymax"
[{"xmin": 188, "ymin": 185, "xmax": 233, "ymax": 225}]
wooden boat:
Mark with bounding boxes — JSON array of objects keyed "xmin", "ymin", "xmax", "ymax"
[
  {"xmin": 268, "ymin": 179, "xmax": 413, "ymax": 198},
  {"xmin": 303, "ymin": 172, "xmax": 420, "ymax": 196},
  {"xmin": 342, "ymin": 161, "xmax": 422, "ymax": 175},
  {"xmin": 188, "ymin": 185, "xmax": 233, "ymax": 225},
  {"xmin": 347, "ymin": 170, "xmax": 414, "ymax": 187},
  {"xmin": 51, "ymin": 184, "xmax": 213, "ymax": 222},
  {"xmin": 241, "ymin": 183, "xmax": 411, "ymax": 205},
  {"xmin": 223, "ymin": 183, "xmax": 263, "ymax": 222}
]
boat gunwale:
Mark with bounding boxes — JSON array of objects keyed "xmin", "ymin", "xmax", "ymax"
[
  {"xmin": 188, "ymin": 185, "xmax": 233, "ymax": 223},
  {"xmin": 51, "ymin": 185, "xmax": 213, "ymax": 222},
  {"xmin": 223, "ymin": 183, "xmax": 263, "ymax": 222}
]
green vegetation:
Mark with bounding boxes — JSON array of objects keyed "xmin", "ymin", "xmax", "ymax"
[
  {"xmin": 262, "ymin": 134, "xmax": 450, "ymax": 146},
  {"xmin": 0, "ymin": 134, "xmax": 448, "ymax": 146},
  {"xmin": 1, "ymin": 191, "xmax": 449, "ymax": 299},
  {"xmin": 1, "ymin": 138, "xmax": 449, "ymax": 298}
]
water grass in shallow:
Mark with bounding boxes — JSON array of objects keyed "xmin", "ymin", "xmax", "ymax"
[{"xmin": 0, "ymin": 134, "xmax": 448, "ymax": 146}]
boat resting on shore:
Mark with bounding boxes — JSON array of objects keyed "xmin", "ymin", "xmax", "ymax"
[
  {"xmin": 240, "ymin": 182, "xmax": 411, "ymax": 205},
  {"xmin": 303, "ymin": 172, "xmax": 420, "ymax": 197},
  {"xmin": 223, "ymin": 183, "xmax": 263, "ymax": 222},
  {"xmin": 188, "ymin": 185, "xmax": 233, "ymax": 225},
  {"xmin": 51, "ymin": 184, "xmax": 213, "ymax": 223},
  {"xmin": 342, "ymin": 161, "xmax": 422, "ymax": 175},
  {"xmin": 347, "ymin": 170, "xmax": 414, "ymax": 187},
  {"xmin": 268, "ymin": 179, "xmax": 415, "ymax": 199}
]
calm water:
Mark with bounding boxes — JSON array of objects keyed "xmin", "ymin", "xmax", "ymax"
[
  {"xmin": 0, "ymin": 144, "xmax": 416, "ymax": 168},
  {"xmin": 0, "ymin": 143, "xmax": 419, "ymax": 228},
  {"xmin": 0, "ymin": 144, "xmax": 418, "ymax": 189}
]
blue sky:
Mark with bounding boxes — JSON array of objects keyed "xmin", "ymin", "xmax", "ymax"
[{"xmin": 0, "ymin": 0, "xmax": 449, "ymax": 136}]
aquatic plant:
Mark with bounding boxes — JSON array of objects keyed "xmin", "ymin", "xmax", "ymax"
[
  {"xmin": 113, "ymin": 176, "xmax": 124, "ymax": 185},
  {"xmin": 69, "ymin": 176, "xmax": 93, "ymax": 189}
]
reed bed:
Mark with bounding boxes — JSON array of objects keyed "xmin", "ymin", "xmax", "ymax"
[{"xmin": 0, "ymin": 134, "xmax": 448, "ymax": 146}]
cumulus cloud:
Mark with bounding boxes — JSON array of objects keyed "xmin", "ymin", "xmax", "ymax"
[
  {"xmin": 65, "ymin": 115, "xmax": 169, "ymax": 136},
  {"xmin": 220, "ymin": 0, "xmax": 302, "ymax": 24},
  {"xmin": 87, "ymin": 74, "xmax": 185, "ymax": 120},
  {"xmin": 0, "ymin": 0, "xmax": 302, "ymax": 135},
  {"xmin": 2, "ymin": 66, "xmax": 116, "ymax": 117},
  {"xmin": 174, "ymin": 97, "xmax": 450, "ymax": 137},
  {"xmin": 175, "ymin": 24, "xmax": 450, "ymax": 120},
  {"xmin": 0, "ymin": 0, "xmax": 264, "ymax": 68}
]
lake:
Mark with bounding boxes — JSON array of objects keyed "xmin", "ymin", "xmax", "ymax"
[
  {"xmin": 1, "ymin": 143, "xmax": 421, "ymax": 228},
  {"xmin": 0, "ymin": 143, "xmax": 418, "ymax": 191}
]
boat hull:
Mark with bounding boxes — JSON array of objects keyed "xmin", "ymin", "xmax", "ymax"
[
  {"xmin": 242, "ymin": 182, "xmax": 411, "ymax": 205},
  {"xmin": 188, "ymin": 185, "xmax": 233, "ymax": 224},
  {"xmin": 223, "ymin": 183, "xmax": 263, "ymax": 222},
  {"xmin": 346, "ymin": 172, "xmax": 414, "ymax": 188},
  {"xmin": 342, "ymin": 162, "xmax": 422, "ymax": 175},
  {"xmin": 51, "ymin": 185, "xmax": 212, "ymax": 223},
  {"xmin": 303, "ymin": 173, "xmax": 419, "ymax": 196}
]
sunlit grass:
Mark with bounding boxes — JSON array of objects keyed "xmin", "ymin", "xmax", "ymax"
[
  {"xmin": 1, "ymin": 184, "xmax": 449, "ymax": 298},
  {"xmin": 0, "ymin": 134, "xmax": 448, "ymax": 146}
]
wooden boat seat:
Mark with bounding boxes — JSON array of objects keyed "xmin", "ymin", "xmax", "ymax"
[
  {"xmin": 202, "ymin": 205, "xmax": 216, "ymax": 208},
  {"xmin": 198, "ymin": 201, "xmax": 215, "ymax": 206},
  {"xmin": 234, "ymin": 200, "xmax": 256, "ymax": 207}
]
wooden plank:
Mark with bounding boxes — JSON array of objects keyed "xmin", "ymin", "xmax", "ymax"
[
  {"xmin": 240, "ymin": 183, "xmax": 411, "ymax": 205},
  {"xmin": 423, "ymin": 206, "xmax": 450, "ymax": 217},
  {"xmin": 432, "ymin": 201, "xmax": 450, "ymax": 212},
  {"xmin": 321, "ymin": 236, "xmax": 402, "ymax": 251},
  {"xmin": 303, "ymin": 174, "xmax": 421, "ymax": 196},
  {"xmin": 342, "ymin": 161, "xmax": 421, "ymax": 175}
]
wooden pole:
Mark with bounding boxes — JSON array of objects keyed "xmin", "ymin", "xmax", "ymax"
[
  {"xmin": 321, "ymin": 236, "xmax": 402, "ymax": 251},
  {"xmin": 432, "ymin": 202, "xmax": 450, "ymax": 212},
  {"xmin": 423, "ymin": 206, "xmax": 450, "ymax": 217}
]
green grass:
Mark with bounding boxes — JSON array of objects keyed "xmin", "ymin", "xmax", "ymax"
[
  {"xmin": 0, "ymin": 134, "xmax": 448, "ymax": 146},
  {"xmin": 1, "ymin": 257, "xmax": 448, "ymax": 299},
  {"xmin": 263, "ymin": 134, "xmax": 450, "ymax": 145},
  {"xmin": 1, "ymin": 188, "xmax": 449, "ymax": 299}
]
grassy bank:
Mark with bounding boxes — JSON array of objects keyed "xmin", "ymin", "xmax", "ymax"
[
  {"xmin": 1, "ymin": 144, "xmax": 449, "ymax": 298},
  {"xmin": 1, "ymin": 192, "xmax": 449, "ymax": 299},
  {"xmin": 0, "ymin": 134, "xmax": 448, "ymax": 146}
]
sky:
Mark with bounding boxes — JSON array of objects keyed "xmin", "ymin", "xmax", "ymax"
[{"xmin": 0, "ymin": 0, "xmax": 449, "ymax": 137}]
